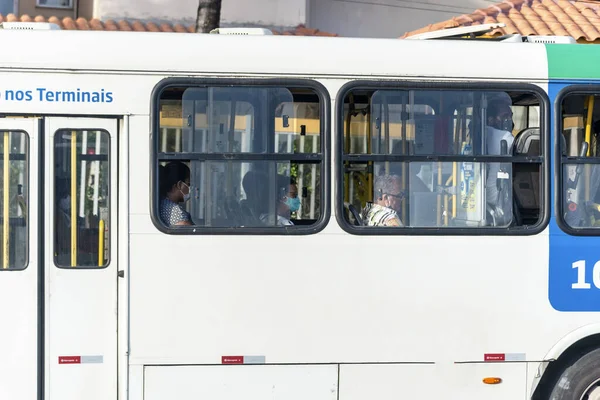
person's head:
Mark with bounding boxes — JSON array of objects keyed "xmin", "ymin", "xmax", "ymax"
[
  {"xmin": 374, "ymin": 174, "xmax": 404, "ymax": 213},
  {"xmin": 285, "ymin": 178, "xmax": 300, "ymax": 213},
  {"xmin": 161, "ymin": 161, "xmax": 191, "ymax": 203},
  {"xmin": 487, "ymin": 93, "xmax": 514, "ymax": 132},
  {"xmin": 275, "ymin": 175, "xmax": 297, "ymax": 217}
]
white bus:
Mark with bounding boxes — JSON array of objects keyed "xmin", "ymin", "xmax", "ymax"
[{"xmin": 0, "ymin": 22, "xmax": 599, "ymax": 400}]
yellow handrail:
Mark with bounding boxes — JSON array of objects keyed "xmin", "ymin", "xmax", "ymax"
[
  {"xmin": 71, "ymin": 131, "xmax": 77, "ymax": 267},
  {"xmin": 585, "ymin": 95, "xmax": 594, "ymax": 157},
  {"xmin": 452, "ymin": 162, "xmax": 457, "ymax": 218},
  {"xmin": 3, "ymin": 132, "xmax": 9, "ymax": 269},
  {"xmin": 98, "ymin": 219, "xmax": 104, "ymax": 267},
  {"xmin": 585, "ymin": 96, "xmax": 595, "ymax": 202}
]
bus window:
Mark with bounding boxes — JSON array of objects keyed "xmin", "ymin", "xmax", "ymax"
[
  {"xmin": 0, "ymin": 130, "xmax": 28, "ymax": 270},
  {"xmin": 560, "ymin": 92, "xmax": 600, "ymax": 232},
  {"xmin": 154, "ymin": 81, "xmax": 327, "ymax": 233},
  {"xmin": 340, "ymin": 86, "xmax": 546, "ymax": 232},
  {"xmin": 54, "ymin": 129, "xmax": 110, "ymax": 268}
]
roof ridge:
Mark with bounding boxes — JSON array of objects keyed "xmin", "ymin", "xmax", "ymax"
[{"xmin": 401, "ymin": 0, "xmax": 600, "ymax": 42}]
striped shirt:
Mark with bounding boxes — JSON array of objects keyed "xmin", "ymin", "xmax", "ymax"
[{"xmin": 363, "ymin": 203, "xmax": 403, "ymax": 227}]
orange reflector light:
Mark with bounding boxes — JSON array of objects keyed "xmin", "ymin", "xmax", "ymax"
[{"xmin": 483, "ymin": 377, "xmax": 502, "ymax": 385}]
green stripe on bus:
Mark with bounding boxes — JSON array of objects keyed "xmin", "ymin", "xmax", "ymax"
[{"xmin": 547, "ymin": 44, "xmax": 600, "ymax": 80}]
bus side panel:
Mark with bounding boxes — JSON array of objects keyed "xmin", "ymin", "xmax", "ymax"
[{"xmin": 143, "ymin": 365, "xmax": 338, "ymax": 400}]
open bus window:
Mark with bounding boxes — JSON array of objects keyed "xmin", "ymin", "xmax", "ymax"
[
  {"xmin": 54, "ymin": 129, "xmax": 110, "ymax": 268},
  {"xmin": 560, "ymin": 93, "xmax": 600, "ymax": 231},
  {"xmin": 154, "ymin": 82, "xmax": 326, "ymax": 233},
  {"xmin": 0, "ymin": 130, "xmax": 28, "ymax": 270},
  {"xmin": 340, "ymin": 86, "xmax": 545, "ymax": 231}
]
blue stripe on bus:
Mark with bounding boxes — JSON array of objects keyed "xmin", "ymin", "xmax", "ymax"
[{"xmin": 548, "ymin": 81, "xmax": 600, "ymax": 312}]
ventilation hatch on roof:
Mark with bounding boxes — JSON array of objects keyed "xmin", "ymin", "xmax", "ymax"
[
  {"xmin": 0, "ymin": 22, "xmax": 60, "ymax": 30},
  {"xmin": 209, "ymin": 27, "xmax": 273, "ymax": 35}
]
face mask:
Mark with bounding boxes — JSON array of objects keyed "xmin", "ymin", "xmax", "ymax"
[
  {"xmin": 179, "ymin": 181, "xmax": 191, "ymax": 202},
  {"xmin": 286, "ymin": 197, "xmax": 301, "ymax": 212}
]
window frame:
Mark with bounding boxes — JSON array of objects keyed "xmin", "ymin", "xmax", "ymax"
[
  {"xmin": 150, "ymin": 77, "xmax": 331, "ymax": 235},
  {"xmin": 0, "ymin": 129, "xmax": 30, "ymax": 271},
  {"xmin": 335, "ymin": 80, "xmax": 550, "ymax": 236},
  {"xmin": 555, "ymin": 84, "xmax": 600, "ymax": 236},
  {"xmin": 53, "ymin": 128, "xmax": 112, "ymax": 269},
  {"xmin": 36, "ymin": 0, "xmax": 73, "ymax": 9}
]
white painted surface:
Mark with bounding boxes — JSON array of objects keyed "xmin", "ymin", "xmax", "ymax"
[
  {"xmin": 339, "ymin": 364, "xmax": 438, "ymax": 399},
  {"xmin": 451, "ymin": 363, "xmax": 528, "ymax": 400},
  {"xmin": 144, "ymin": 365, "xmax": 338, "ymax": 400},
  {"xmin": 0, "ymin": 118, "xmax": 39, "ymax": 400},
  {"xmin": 0, "ymin": 29, "xmax": 549, "ymax": 79},
  {"xmin": 44, "ymin": 118, "xmax": 118, "ymax": 400}
]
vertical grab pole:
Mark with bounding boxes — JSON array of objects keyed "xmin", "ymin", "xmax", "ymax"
[
  {"xmin": 71, "ymin": 130, "xmax": 77, "ymax": 267},
  {"xmin": 98, "ymin": 219, "xmax": 104, "ymax": 266},
  {"xmin": 585, "ymin": 96, "xmax": 594, "ymax": 202},
  {"xmin": 3, "ymin": 132, "xmax": 9, "ymax": 269},
  {"xmin": 452, "ymin": 162, "xmax": 457, "ymax": 218},
  {"xmin": 585, "ymin": 95, "xmax": 594, "ymax": 157},
  {"xmin": 437, "ymin": 162, "xmax": 442, "ymax": 226}
]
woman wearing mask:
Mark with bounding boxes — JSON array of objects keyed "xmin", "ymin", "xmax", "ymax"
[{"xmin": 159, "ymin": 161, "xmax": 193, "ymax": 227}]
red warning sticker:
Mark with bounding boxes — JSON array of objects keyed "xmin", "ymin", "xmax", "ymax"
[
  {"xmin": 59, "ymin": 356, "xmax": 81, "ymax": 364},
  {"xmin": 221, "ymin": 356, "xmax": 244, "ymax": 364},
  {"xmin": 484, "ymin": 353, "xmax": 505, "ymax": 361}
]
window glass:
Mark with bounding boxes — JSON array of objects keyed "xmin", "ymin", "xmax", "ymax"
[
  {"xmin": 0, "ymin": 131, "xmax": 28, "ymax": 270},
  {"xmin": 37, "ymin": 0, "xmax": 72, "ymax": 7},
  {"xmin": 155, "ymin": 83, "xmax": 325, "ymax": 232},
  {"xmin": 341, "ymin": 87, "xmax": 544, "ymax": 231},
  {"xmin": 54, "ymin": 129, "xmax": 110, "ymax": 267},
  {"xmin": 560, "ymin": 93, "xmax": 600, "ymax": 230}
]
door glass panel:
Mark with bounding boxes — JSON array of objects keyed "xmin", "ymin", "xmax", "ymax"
[
  {"xmin": 0, "ymin": 130, "xmax": 28, "ymax": 270},
  {"xmin": 54, "ymin": 129, "xmax": 110, "ymax": 268}
]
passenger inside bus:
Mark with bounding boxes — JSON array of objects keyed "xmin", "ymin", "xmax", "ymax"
[
  {"xmin": 485, "ymin": 93, "xmax": 515, "ymax": 226},
  {"xmin": 259, "ymin": 175, "xmax": 296, "ymax": 226},
  {"xmin": 361, "ymin": 174, "xmax": 404, "ymax": 227},
  {"xmin": 159, "ymin": 161, "xmax": 193, "ymax": 227},
  {"xmin": 286, "ymin": 178, "xmax": 301, "ymax": 215}
]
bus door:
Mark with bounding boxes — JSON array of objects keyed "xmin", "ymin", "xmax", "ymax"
[
  {"xmin": 0, "ymin": 118, "xmax": 40, "ymax": 400},
  {"xmin": 44, "ymin": 117, "xmax": 118, "ymax": 400}
]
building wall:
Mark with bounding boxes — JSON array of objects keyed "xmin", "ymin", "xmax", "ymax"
[
  {"xmin": 309, "ymin": 0, "xmax": 493, "ymax": 38},
  {"xmin": 0, "ymin": 0, "xmax": 14, "ymax": 15},
  {"xmin": 94, "ymin": 0, "xmax": 308, "ymax": 30},
  {"xmin": 17, "ymin": 0, "xmax": 94, "ymax": 19}
]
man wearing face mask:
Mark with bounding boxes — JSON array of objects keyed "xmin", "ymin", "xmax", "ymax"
[
  {"xmin": 159, "ymin": 161, "xmax": 193, "ymax": 227},
  {"xmin": 485, "ymin": 93, "xmax": 515, "ymax": 226},
  {"xmin": 486, "ymin": 93, "xmax": 515, "ymax": 156},
  {"xmin": 285, "ymin": 178, "xmax": 301, "ymax": 215}
]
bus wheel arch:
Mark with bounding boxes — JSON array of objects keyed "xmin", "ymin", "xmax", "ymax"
[{"xmin": 532, "ymin": 329, "xmax": 600, "ymax": 399}]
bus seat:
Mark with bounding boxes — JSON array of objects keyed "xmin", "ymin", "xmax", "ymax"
[
  {"xmin": 344, "ymin": 202, "xmax": 363, "ymax": 226},
  {"xmin": 241, "ymin": 170, "xmax": 269, "ymax": 221},
  {"xmin": 513, "ymin": 127, "xmax": 540, "ymax": 156},
  {"xmin": 512, "ymin": 127, "xmax": 540, "ymax": 224}
]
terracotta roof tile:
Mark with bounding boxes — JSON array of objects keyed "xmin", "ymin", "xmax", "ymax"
[
  {"xmin": 0, "ymin": 14, "xmax": 339, "ymax": 37},
  {"xmin": 402, "ymin": 0, "xmax": 600, "ymax": 43}
]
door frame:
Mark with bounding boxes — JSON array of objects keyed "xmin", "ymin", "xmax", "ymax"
[{"xmin": 43, "ymin": 116, "xmax": 120, "ymax": 400}]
